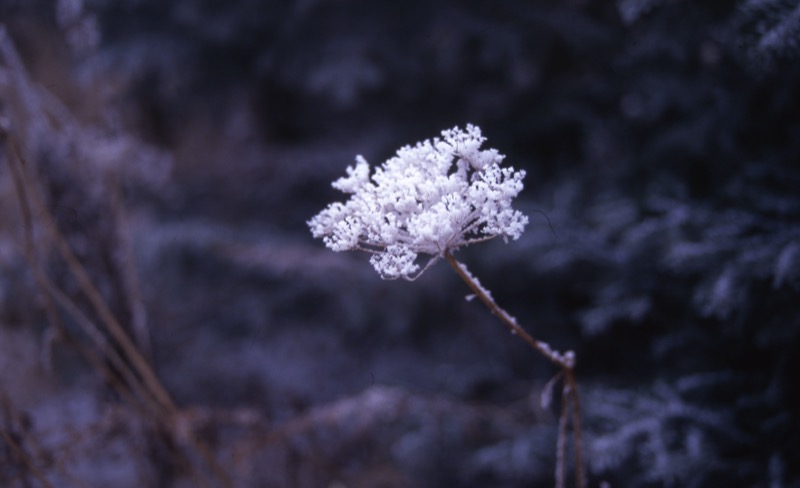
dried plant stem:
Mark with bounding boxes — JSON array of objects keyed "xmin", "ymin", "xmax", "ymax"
[
  {"xmin": 0, "ymin": 391, "xmax": 54, "ymax": 488},
  {"xmin": 556, "ymin": 385, "xmax": 570, "ymax": 488},
  {"xmin": 566, "ymin": 369, "xmax": 586, "ymax": 487},
  {"xmin": 21, "ymin": 169, "xmax": 175, "ymax": 414},
  {"xmin": 444, "ymin": 252, "xmax": 585, "ymax": 488},
  {"xmin": 0, "ymin": 388, "xmax": 97, "ymax": 488},
  {"xmin": 2, "ymin": 129, "xmax": 232, "ymax": 488},
  {"xmin": 0, "ymin": 427, "xmax": 55, "ymax": 488}
]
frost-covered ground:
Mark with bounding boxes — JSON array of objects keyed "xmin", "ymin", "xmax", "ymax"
[{"xmin": 1, "ymin": 1, "xmax": 799, "ymax": 487}]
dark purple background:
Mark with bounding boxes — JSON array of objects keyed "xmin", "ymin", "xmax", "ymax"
[{"xmin": 1, "ymin": 1, "xmax": 799, "ymax": 486}]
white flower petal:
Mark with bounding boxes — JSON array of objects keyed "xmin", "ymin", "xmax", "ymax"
[{"xmin": 308, "ymin": 125, "xmax": 528, "ymax": 279}]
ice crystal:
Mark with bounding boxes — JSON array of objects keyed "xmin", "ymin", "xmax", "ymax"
[{"xmin": 308, "ymin": 125, "xmax": 528, "ymax": 279}]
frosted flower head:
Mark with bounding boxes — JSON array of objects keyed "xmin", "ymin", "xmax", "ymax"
[{"xmin": 308, "ymin": 124, "xmax": 528, "ymax": 279}]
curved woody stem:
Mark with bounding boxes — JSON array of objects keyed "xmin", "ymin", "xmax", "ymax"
[{"xmin": 444, "ymin": 251, "xmax": 585, "ymax": 488}]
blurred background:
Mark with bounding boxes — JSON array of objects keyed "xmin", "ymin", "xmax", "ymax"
[{"xmin": 1, "ymin": 0, "xmax": 799, "ymax": 486}]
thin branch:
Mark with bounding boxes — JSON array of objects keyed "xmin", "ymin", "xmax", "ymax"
[
  {"xmin": 5, "ymin": 134, "xmax": 175, "ymax": 415},
  {"xmin": 2, "ymin": 128, "xmax": 233, "ymax": 488},
  {"xmin": 444, "ymin": 251, "xmax": 585, "ymax": 488},
  {"xmin": 566, "ymin": 370, "xmax": 586, "ymax": 488},
  {"xmin": 0, "ymin": 428, "xmax": 55, "ymax": 488},
  {"xmin": 0, "ymin": 391, "xmax": 55, "ymax": 488},
  {"xmin": 556, "ymin": 385, "xmax": 569, "ymax": 488},
  {"xmin": 444, "ymin": 252, "xmax": 572, "ymax": 368}
]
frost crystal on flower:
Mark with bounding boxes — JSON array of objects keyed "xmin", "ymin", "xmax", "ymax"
[{"xmin": 308, "ymin": 124, "xmax": 528, "ymax": 279}]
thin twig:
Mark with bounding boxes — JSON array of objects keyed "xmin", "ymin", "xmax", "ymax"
[
  {"xmin": 444, "ymin": 252, "xmax": 573, "ymax": 369},
  {"xmin": 444, "ymin": 251, "xmax": 586, "ymax": 488},
  {"xmin": 0, "ymin": 391, "xmax": 55, "ymax": 488},
  {"xmin": 444, "ymin": 252, "xmax": 574, "ymax": 368},
  {"xmin": 3, "ymin": 132, "xmax": 175, "ymax": 415},
  {"xmin": 0, "ymin": 129, "xmax": 176, "ymax": 413},
  {"xmin": 2, "ymin": 128, "xmax": 233, "ymax": 488},
  {"xmin": 566, "ymin": 370, "xmax": 586, "ymax": 488},
  {"xmin": 556, "ymin": 385, "xmax": 570, "ymax": 488},
  {"xmin": 3, "ymin": 128, "xmax": 149, "ymax": 412},
  {"xmin": 0, "ymin": 387, "xmax": 96, "ymax": 488},
  {"xmin": 0, "ymin": 428, "xmax": 55, "ymax": 488}
]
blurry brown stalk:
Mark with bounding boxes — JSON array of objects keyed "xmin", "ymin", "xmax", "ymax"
[
  {"xmin": 444, "ymin": 252, "xmax": 586, "ymax": 488},
  {"xmin": 1, "ymin": 127, "xmax": 232, "ymax": 488},
  {"xmin": 0, "ymin": 390, "xmax": 55, "ymax": 488}
]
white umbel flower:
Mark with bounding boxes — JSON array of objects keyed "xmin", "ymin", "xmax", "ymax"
[{"xmin": 308, "ymin": 124, "xmax": 528, "ymax": 279}]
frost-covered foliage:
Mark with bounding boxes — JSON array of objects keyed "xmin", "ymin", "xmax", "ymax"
[
  {"xmin": 736, "ymin": 0, "xmax": 800, "ymax": 69},
  {"xmin": 586, "ymin": 380, "xmax": 751, "ymax": 488},
  {"xmin": 512, "ymin": 131, "xmax": 800, "ymax": 485},
  {"xmin": 308, "ymin": 125, "xmax": 528, "ymax": 279}
]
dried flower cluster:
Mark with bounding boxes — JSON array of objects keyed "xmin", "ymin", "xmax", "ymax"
[{"xmin": 308, "ymin": 124, "xmax": 528, "ymax": 279}]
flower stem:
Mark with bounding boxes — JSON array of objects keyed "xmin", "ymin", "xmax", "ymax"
[
  {"xmin": 444, "ymin": 251, "xmax": 585, "ymax": 488},
  {"xmin": 444, "ymin": 252, "xmax": 571, "ymax": 368}
]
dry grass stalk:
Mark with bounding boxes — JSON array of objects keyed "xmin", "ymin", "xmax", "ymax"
[{"xmin": 0, "ymin": 25, "xmax": 233, "ymax": 485}]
